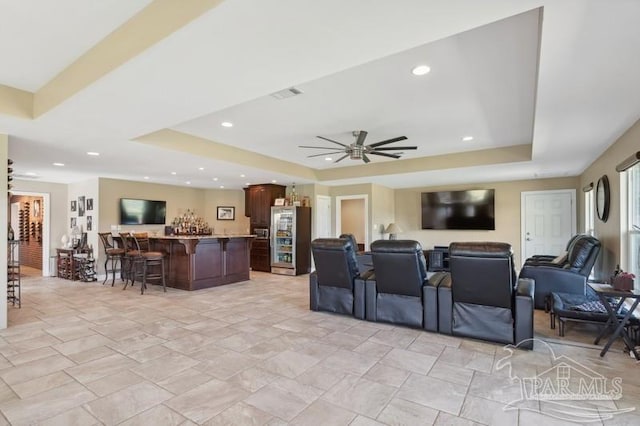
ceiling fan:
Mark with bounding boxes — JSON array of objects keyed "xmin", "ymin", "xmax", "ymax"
[{"xmin": 299, "ymin": 130, "xmax": 417, "ymax": 163}]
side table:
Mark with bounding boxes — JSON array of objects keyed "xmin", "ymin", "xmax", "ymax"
[{"xmin": 591, "ymin": 284, "xmax": 640, "ymax": 359}]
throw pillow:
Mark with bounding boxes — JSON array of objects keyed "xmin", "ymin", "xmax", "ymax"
[{"xmin": 551, "ymin": 251, "xmax": 568, "ymax": 264}]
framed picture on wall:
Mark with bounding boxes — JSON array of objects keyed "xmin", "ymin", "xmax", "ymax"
[
  {"xmin": 87, "ymin": 216, "xmax": 93, "ymax": 231},
  {"xmin": 87, "ymin": 198, "xmax": 93, "ymax": 211},
  {"xmin": 78, "ymin": 196, "xmax": 86, "ymax": 217},
  {"xmin": 70, "ymin": 217, "xmax": 76, "ymax": 228},
  {"xmin": 33, "ymin": 199, "xmax": 41, "ymax": 217},
  {"xmin": 71, "ymin": 200, "xmax": 76, "ymax": 212},
  {"xmin": 217, "ymin": 206, "xmax": 235, "ymax": 220}
]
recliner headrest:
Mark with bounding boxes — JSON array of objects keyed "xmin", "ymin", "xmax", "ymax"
[
  {"xmin": 312, "ymin": 238, "xmax": 354, "ymax": 252},
  {"xmin": 339, "ymin": 234, "xmax": 358, "ymax": 252},
  {"xmin": 371, "ymin": 239, "xmax": 423, "ymax": 253},
  {"xmin": 449, "ymin": 242, "xmax": 512, "ymax": 258}
]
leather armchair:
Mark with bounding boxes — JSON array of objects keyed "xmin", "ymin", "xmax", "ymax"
[
  {"xmin": 438, "ymin": 242, "xmax": 534, "ymax": 349},
  {"xmin": 524, "ymin": 233, "xmax": 584, "ymax": 265},
  {"xmin": 519, "ymin": 235, "xmax": 601, "ymax": 309},
  {"xmin": 364, "ymin": 240, "xmax": 429, "ymax": 328},
  {"xmin": 339, "ymin": 233, "xmax": 372, "ymax": 273},
  {"xmin": 310, "ymin": 238, "xmax": 365, "ymax": 318}
]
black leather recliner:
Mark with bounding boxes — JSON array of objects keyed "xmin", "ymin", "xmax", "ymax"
[
  {"xmin": 433, "ymin": 242, "xmax": 534, "ymax": 349},
  {"xmin": 519, "ymin": 234, "xmax": 601, "ymax": 309},
  {"xmin": 310, "ymin": 238, "xmax": 365, "ymax": 319},
  {"xmin": 339, "ymin": 233, "xmax": 372, "ymax": 273},
  {"xmin": 524, "ymin": 233, "xmax": 584, "ymax": 265},
  {"xmin": 364, "ymin": 240, "xmax": 434, "ymax": 329}
]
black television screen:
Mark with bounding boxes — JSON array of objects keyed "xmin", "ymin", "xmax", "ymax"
[
  {"xmin": 119, "ymin": 198, "xmax": 167, "ymax": 225},
  {"xmin": 421, "ymin": 189, "xmax": 495, "ymax": 230}
]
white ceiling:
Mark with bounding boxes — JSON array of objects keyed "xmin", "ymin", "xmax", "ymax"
[{"xmin": 2, "ymin": 0, "xmax": 640, "ymax": 190}]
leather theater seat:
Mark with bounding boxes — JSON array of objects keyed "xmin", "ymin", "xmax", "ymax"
[
  {"xmin": 310, "ymin": 238, "xmax": 365, "ymax": 318},
  {"xmin": 519, "ymin": 234, "xmax": 601, "ymax": 309},
  {"xmin": 364, "ymin": 240, "xmax": 431, "ymax": 329},
  {"xmin": 433, "ymin": 242, "xmax": 535, "ymax": 349}
]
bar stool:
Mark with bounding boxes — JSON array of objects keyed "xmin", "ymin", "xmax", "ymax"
[
  {"xmin": 125, "ymin": 233, "xmax": 167, "ymax": 294},
  {"xmin": 119, "ymin": 232, "xmax": 140, "ymax": 288},
  {"xmin": 98, "ymin": 232, "xmax": 124, "ymax": 286}
]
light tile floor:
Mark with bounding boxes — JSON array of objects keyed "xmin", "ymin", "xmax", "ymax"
[{"xmin": 1, "ymin": 272, "xmax": 638, "ymax": 425}]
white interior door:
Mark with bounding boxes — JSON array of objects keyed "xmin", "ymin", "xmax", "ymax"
[
  {"xmin": 521, "ymin": 190, "xmax": 576, "ymax": 265},
  {"xmin": 315, "ymin": 195, "xmax": 332, "ymax": 239}
]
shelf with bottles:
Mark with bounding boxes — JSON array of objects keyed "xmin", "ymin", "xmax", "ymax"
[
  {"xmin": 275, "ymin": 230, "xmax": 292, "ymax": 238},
  {"xmin": 275, "ymin": 253, "xmax": 293, "ymax": 264},
  {"xmin": 170, "ymin": 209, "xmax": 212, "ymax": 235},
  {"xmin": 276, "ymin": 246, "xmax": 293, "ymax": 253}
]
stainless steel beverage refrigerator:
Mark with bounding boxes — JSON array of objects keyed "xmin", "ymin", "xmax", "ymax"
[{"xmin": 270, "ymin": 206, "xmax": 311, "ymax": 275}]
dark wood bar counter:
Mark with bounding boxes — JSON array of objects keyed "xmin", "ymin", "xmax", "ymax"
[{"xmin": 150, "ymin": 235, "xmax": 254, "ymax": 291}]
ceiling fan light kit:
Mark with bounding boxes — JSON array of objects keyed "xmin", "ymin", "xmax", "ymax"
[{"xmin": 300, "ymin": 130, "xmax": 417, "ymax": 163}]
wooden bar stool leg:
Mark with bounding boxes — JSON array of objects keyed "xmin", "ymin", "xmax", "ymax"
[{"xmin": 161, "ymin": 257, "xmax": 166, "ymax": 292}]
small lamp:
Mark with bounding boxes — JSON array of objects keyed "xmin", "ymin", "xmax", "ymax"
[{"xmin": 384, "ymin": 223, "xmax": 403, "ymax": 240}]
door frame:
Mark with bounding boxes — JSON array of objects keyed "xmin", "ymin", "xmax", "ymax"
[
  {"xmin": 335, "ymin": 194, "xmax": 369, "ymax": 249},
  {"xmin": 11, "ymin": 191, "xmax": 51, "ymax": 276},
  {"xmin": 520, "ymin": 189, "xmax": 576, "ymax": 266},
  {"xmin": 314, "ymin": 195, "xmax": 332, "ymax": 240}
]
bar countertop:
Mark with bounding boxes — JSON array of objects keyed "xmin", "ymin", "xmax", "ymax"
[{"xmin": 151, "ymin": 234, "xmax": 256, "ymax": 240}]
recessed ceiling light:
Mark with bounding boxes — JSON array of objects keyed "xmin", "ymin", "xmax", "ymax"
[
  {"xmin": 186, "ymin": 181, "xmax": 191, "ymax": 185},
  {"xmin": 325, "ymin": 157, "xmax": 333, "ymax": 161},
  {"xmin": 221, "ymin": 122, "xmax": 233, "ymax": 128},
  {"xmin": 411, "ymin": 65, "xmax": 431, "ymax": 76},
  {"xmin": 198, "ymin": 167, "xmax": 204, "ymax": 171},
  {"xmin": 462, "ymin": 136, "xmax": 474, "ymax": 141},
  {"xmin": 24, "ymin": 172, "xmax": 37, "ymax": 176},
  {"xmin": 171, "ymin": 171, "xmax": 177, "ymax": 175},
  {"xmin": 86, "ymin": 152, "xmax": 100, "ymax": 156},
  {"xmin": 240, "ymin": 174, "xmax": 245, "ymax": 178},
  {"xmin": 143, "ymin": 176, "xmax": 149, "ymax": 180},
  {"xmin": 213, "ymin": 177, "xmax": 218, "ymax": 181},
  {"xmin": 220, "ymin": 185, "xmax": 224, "ymax": 189},
  {"xmin": 53, "ymin": 162, "xmax": 64, "ymax": 167},
  {"xmin": 271, "ymin": 180, "xmax": 277, "ymax": 183}
]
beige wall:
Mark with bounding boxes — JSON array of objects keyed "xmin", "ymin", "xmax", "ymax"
[
  {"xmin": 579, "ymin": 117, "xmax": 640, "ymax": 280},
  {"xmin": 98, "ymin": 178, "xmax": 206, "ymax": 235},
  {"xmin": 372, "ymin": 184, "xmax": 395, "ymax": 241},
  {"xmin": 341, "ymin": 199, "xmax": 365, "ymax": 243},
  {"xmin": 203, "ymin": 188, "xmax": 249, "ymax": 234},
  {"xmin": 395, "ymin": 177, "xmax": 579, "ymax": 267}
]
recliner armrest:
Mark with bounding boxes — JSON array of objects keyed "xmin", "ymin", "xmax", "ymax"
[
  {"xmin": 516, "ymin": 277, "xmax": 535, "ymax": 299},
  {"xmin": 309, "ymin": 271, "xmax": 319, "ymax": 311}
]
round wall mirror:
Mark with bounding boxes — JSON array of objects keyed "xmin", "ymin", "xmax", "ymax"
[{"xmin": 596, "ymin": 175, "xmax": 610, "ymax": 222}]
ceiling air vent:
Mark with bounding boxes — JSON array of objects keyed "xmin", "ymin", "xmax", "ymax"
[{"xmin": 270, "ymin": 87, "xmax": 303, "ymax": 100}]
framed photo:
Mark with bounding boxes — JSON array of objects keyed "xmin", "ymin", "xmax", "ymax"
[
  {"xmin": 70, "ymin": 200, "xmax": 77, "ymax": 212},
  {"xmin": 87, "ymin": 198, "xmax": 93, "ymax": 211},
  {"xmin": 33, "ymin": 199, "xmax": 41, "ymax": 217},
  {"xmin": 274, "ymin": 198, "xmax": 285, "ymax": 206},
  {"xmin": 86, "ymin": 216, "xmax": 93, "ymax": 231},
  {"xmin": 217, "ymin": 206, "xmax": 235, "ymax": 221},
  {"xmin": 78, "ymin": 196, "xmax": 86, "ymax": 217},
  {"xmin": 70, "ymin": 217, "xmax": 76, "ymax": 228}
]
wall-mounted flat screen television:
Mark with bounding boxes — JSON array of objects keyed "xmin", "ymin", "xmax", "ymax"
[
  {"xmin": 119, "ymin": 198, "xmax": 167, "ymax": 225},
  {"xmin": 421, "ymin": 189, "xmax": 495, "ymax": 230}
]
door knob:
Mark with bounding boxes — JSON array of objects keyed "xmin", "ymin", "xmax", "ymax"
[{"xmin": 526, "ymin": 237, "xmax": 532, "ymax": 241}]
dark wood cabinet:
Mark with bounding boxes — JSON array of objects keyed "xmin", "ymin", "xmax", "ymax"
[
  {"xmin": 246, "ymin": 183, "xmax": 286, "ymax": 271},
  {"xmin": 243, "ymin": 188, "xmax": 250, "ymax": 217},
  {"xmin": 248, "ymin": 184, "xmax": 284, "ymax": 226}
]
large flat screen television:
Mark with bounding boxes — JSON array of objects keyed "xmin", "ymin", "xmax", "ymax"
[
  {"xmin": 119, "ymin": 198, "xmax": 167, "ymax": 225},
  {"xmin": 421, "ymin": 189, "xmax": 495, "ymax": 230}
]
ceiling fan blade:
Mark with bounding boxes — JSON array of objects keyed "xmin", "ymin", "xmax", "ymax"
[
  {"xmin": 317, "ymin": 136, "xmax": 349, "ymax": 148},
  {"xmin": 368, "ymin": 136, "xmax": 408, "ymax": 148},
  {"xmin": 299, "ymin": 145, "xmax": 346, "ymax": 149},
  {"xmin": 369, "ymin": 151, "xmax": 402, "ymax": 159},
  {"xmin": 355, "ymin": 130, "xmax": 368, "ymax": 146},
  {"xmin": 362, "ymin": 153, "xmax": 371, "ymax": 163},
  {"xmin": 306, "ymin": 150, "xmax": 346, "ymax": 158},
  {"xmin": 373, "ymin": 146, "xmax": 417, "ymax": 151},
  {"xmin": 334, "ymin": 154, "xmax": 350, "ymax": 163}
]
